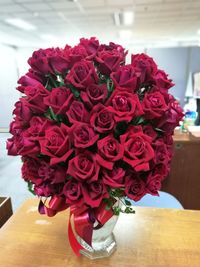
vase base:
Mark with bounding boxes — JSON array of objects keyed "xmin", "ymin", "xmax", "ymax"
[{"xmin": 80, "ymin": 233, "xmax": 117, "ymax": 259}]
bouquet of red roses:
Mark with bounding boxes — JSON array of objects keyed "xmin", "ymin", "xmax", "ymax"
[{"xmin": 7, "ymin": 37, "xmax": 183, "ymax": 256}]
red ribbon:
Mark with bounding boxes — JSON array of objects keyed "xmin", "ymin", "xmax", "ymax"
[{"xmin": 38, "ymin": 196, "xmax": 114, "ymax": 257}]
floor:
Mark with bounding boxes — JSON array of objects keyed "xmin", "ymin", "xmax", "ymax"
[{"xmin": 0, "ymin": 133, "xmax": 32, "ymax": 211}]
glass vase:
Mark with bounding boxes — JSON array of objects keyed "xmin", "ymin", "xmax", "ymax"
[{"xmin": 77, "ymin": 213, "xmax": 119, "ymax": 259}]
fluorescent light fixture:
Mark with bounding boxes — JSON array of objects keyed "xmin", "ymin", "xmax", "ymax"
[
  {"xmin": 114, "ymin": 12, "xmax": 121, "ymax": 26},
  {"xmin": 119, "ymin": 30, "xmax": 133, "ymax": 40},
  {"xmin": 123, "ymin": 11, "xmax": 134, "ymax": 26},
  {"xmin": 5, "ymin": 18, "xmax": 36, "ymax": 31}
]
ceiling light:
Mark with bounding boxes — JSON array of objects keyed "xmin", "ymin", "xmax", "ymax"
[
  {"xmin": 5, "ymin": 18, "xmax": 36, "ymax": 31},
  {"xmin": 114, "ymin": 12, "xmax": 121, "ymax": 26},
  {"xmin": 123, "ymin": 11, "xmax": 134, "ymax": 26}
]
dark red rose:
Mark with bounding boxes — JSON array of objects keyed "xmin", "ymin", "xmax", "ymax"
[
  {"xmin": 39, "ymin": 123, "xmax": 73, "ymax": 165},
  {"xmin": 67, "ymin": 45, "xmax": 88, "ymax": 67},
  {"xmin": 152, "ymin": 163, "xmax": 170, "ymax": 181},
  {"xmin": 153, "ymin": 139, "xmax": 170, "ymax": 165},
  {"xmin": 63, "ymin": 179, "xmax": 83, "ymax": 206},
  {"xmin": 7, "ymin": 130, "xmax": 40, "ymax": 156},
  {"xmin": 106, "ymin": 89, "xmax": 144, "ymax": 122},
  {"xmin": 142, "ymin": 90, "xmax": 168, "ymax": 119},
  {"xmin": 28, "ymin": 48, "xmax": 55, "ymax": 74},
  {"xmin": 65, "ymin": 60, "xmax": 98, "ymax": 90},
  {"xmin": 38, "ymin": 161, "xmax": 67, "ymax": 184},
  {"xmin": 67, "ymin": 151, "xmax": 100, "ymax": 182},
  {"xmin": 49, "ymin": 47, "xmax": 70, "ymax": 74},
  {"xmin": 69, "ymin": 122, "xmax": 99, "ymax": 148},
  {"xmin": 143, "ymin": 125, "xmax": 157, "ymax": 140},
  {"xmin": 80, "ymin": 84, "xmax": 108, "ymax": 110},
  {"xmin": 131, "ymin": 53, "xmax": 157, "ymax": 83},
  {"xmin": 79, "ymin": 37, "xmax": 99, "ymax": 59},
  {"xmin": 125, "ymin": 175, "xmax": 146, "ymax": 201},
  {"xmin": 146, "ymin": 172, "xmax": 162, "ymax": 196},
  {"xmin": 96, "ymin": 135, "xmax": 124, "ymax": 170},
  {"xmin": 9, "ymin": 119, "xmax": 25, "ymax": 135},
  {"xmin": 13, "ymin": 98, "xmax": 32, "ymax": 122},
  {"xmin": 22, "ymin": 157, "xmax": 42, "ymax": 185},
  {"xmin": 44, "ymin": 87, "xmax": 74, "ymax": 115},
  {"xmin": 156, "ymin": 96, "xmax": 184, "ymax": 133},
  {"xmin": 111, "ymin": 65, "xmax": 141, "ymax": 91},
  {"xmin": 28, "ymin": 116, "xmax": 55, "ymax": 139},
  {"xmin": 90, "ymin": 104, "xmax": 115, "ymax": 133},
  {"xmin": 66, "ymin": 100, "xmax": 89, "ymax": 124},
  {"xmin": 24, "ymin": 84, "xmax": 50, "ymax": 113},
  {"xmin": 82, "ymin": 181, "xmax": 108, "ymax": 208},
  {"xmin": 17, "ymin": 70, "xmax": 44, "ymax": 93},
  {"xmin": 95, "ymin": 43, "xmax": 126, "ymax": 75},
  {"xmin": 120, "ymin": 126, "xmax": 154, "ymax": 172},
  {"xmin": 102, "ymin": 166, "xmax": 125, "ymax": 188},
  {"xmin": 153, "ymin": 70, "xmax": 174, "ymax": 90},
  {"xmin": 34, "ymin": 183, "xmax": 61, "ymax": 197}
]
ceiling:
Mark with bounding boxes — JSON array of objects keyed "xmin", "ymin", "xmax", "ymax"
[{"xmin": 0, "ymin": 0, "xmax": 200, "ymax": 49}]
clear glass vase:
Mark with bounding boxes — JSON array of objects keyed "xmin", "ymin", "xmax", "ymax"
[{"xmin": 77, "ymin": 213, "xmax": 119, "ymax": 259}]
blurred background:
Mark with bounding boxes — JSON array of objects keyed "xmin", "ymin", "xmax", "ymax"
[{"xmin": 0, "ymin": 0, "xmax": 200, "ymax": 211}]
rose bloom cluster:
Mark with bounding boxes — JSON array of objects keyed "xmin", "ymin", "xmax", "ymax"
[{"xmin": 7, "ymin": 37, "xmax": 183, "ymax": 209}]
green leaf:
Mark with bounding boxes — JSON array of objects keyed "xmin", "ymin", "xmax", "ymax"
[
  {"xmin": 70, "ymin": 86, "xmax": 80, "ymax": 98},
  {"xmin": 49, "ymin": 107, "xmax": 58, "ymax": 121},
  {"xmin": 124, "ymin": 199, "xmax": 132, "ymax": 206},
  {"xmin": 27, "ymin": 181, "xmax": 36, "ymax": 196}
]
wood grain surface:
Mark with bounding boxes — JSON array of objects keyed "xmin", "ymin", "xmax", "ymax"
[
  {"xmin": 0, "ymin": 198, "xmax": 200, "ymax": 267},
  {"xmin": 162, "ymin": 132, "xmax": 200, "ymax": 210}
]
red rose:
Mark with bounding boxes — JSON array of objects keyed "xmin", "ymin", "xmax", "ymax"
[
  {"xmin": 111, "ymin": 65, "xmax": 141, "ymax": 91},
  {"xmin": 65, "ymin": 60, "xmax": 98, "ymax": 90},
  {"xmin": 7, "ymin": 130, "xmax": 40, "ymax": 156},
  {"xmin": 80, "ymin": 84, "xmax": 108, "ymax": 110},
  {"xmin": 67, "ymin": 151, "xmax": 100, "ymax": 182},
  {"xmin": 131, "ymin": 53, "xmax": 157, "ymax": 83},
  {"xmin": 95, "ymin": 43, "xmax": 126, "ymax": 75},
  {"xmin": 67, "ymin": 45, "xmax": 88, "ymax": 67},
  {"xmin": 102, "ymin": 167, "xmax": 125, "ymax": 188},
  {"xmin": 13, "ymin": 98, "xmax": 32, "ymax": 122},
  {"xmin": 90, "ymin": 104, "xmax": 115, "ymax": 133},
  {"xmin": 82, "ymin": 181, "xmax": 108, "ymax": 208},
  {"xmin": 49, "ymin": 47, "xmax": 70, "ymax": 74},
  {"xmin": 156, "ymin": 96, "xmax": 184, "ymax": 133},
  {"xmin": 22, "ymin": 157, "xmax": 42, "ymax": 185},
  {"xmin": 17, "ymin": 70, "xmax": 43, "ymax": 93},
  {"xmin": 153, "ymin": 139, "xmax": 170, "ymax": 165},
  {"xmin": 28, "ymin": 116, "xmax": 55, "ymax": 139},
  {"xmin": 28, "ymin": 48, "xmax": 55, "ymax": 74},
  {"xmin": 9, "ymin": 119, "xmax": 25, "ymax": 135},
  {"xmin": 125, "ymin": 174, "xmax": 146, "ymax": 201},
  {"xmin": 39, "ymin": 123, "xmax": 73, "ymax": 165},
  {"xmin": 79, "ymin": 37, "xmax": 99, "ymax": 59},
  {"xmin": 152, "ymin": 163, "xmax": 170, "ymax": 180},
  {"xmin": 106, "ymin": 89, "xmax": 143, "ymax": 123},
  {"xmin": 146, "ymin": 172, "xmax": 162, "ymax": 196},
  {"xmin": 63, "ymin": 179, "xmax": 83, "ymax": 206},
  {"xmin": 66, "ymin": 100, "xmax": 89, "ymax": 124},
  {"xmin": 69, "ymin": 122, "xmax": 99, "ymax": 148},
  {"xmin": 34, "ymin": 183, "xmax": 61, "ymax": 197},
  {"xmin": 44, "ymin": 87, "xmax": 74, "ymax": 115},
  {"xmin": 120, "ymin": 126, "xmax": 154, "ymax": 172},
  {"xmin": 24, "ymin": 84, "xmax": 50, "ymax": 113},
  {"xmin": 142, "ymin": 90, "xmax": 168, "ymax": 119},
  {"xmin": 96, "ymin": 135, "xmax": 124, "ymax": 170},
  {"xmin": 143, "ymin": 125, "xmax": 157, "ymax": 140},
  {"xmin": 153, "ymin": 70, "xmax": 174, "ymax": 90}
]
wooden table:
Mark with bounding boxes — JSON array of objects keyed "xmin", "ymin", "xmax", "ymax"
[
  {"xmin": 161, "ymin": 131, "xmax": 200, "ymax": 210},
  {"xmin": 0, "ymin": 199, "xmax": 200, "ymax": 267}
]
